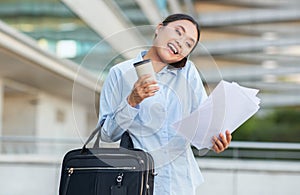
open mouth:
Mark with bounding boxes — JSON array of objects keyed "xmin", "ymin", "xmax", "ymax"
[{"xmin": 167, "ymin": 43, "xmax": 178, "ymax": 55}]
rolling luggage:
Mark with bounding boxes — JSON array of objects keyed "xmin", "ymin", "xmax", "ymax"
[{"xmin": 59, "ymin": 124, "xmax": 155, "ymax": 195}]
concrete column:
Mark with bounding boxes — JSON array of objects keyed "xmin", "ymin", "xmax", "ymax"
[
  {"xmin": 0, "ymin": 78, "xmax": 3, "ymax": 136},
  {"xmin": 0, "ymin": 78, "xmax": 3, "ymax": 152}
]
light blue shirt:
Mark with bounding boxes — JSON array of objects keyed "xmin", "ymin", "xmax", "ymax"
[{"xmin": 98, "ymin": 51, "xmax": 208, "ymax": 195}]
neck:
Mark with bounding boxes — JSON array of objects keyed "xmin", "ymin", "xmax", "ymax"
[{"xmin": 143, "ymin": 47, "xmax": 167, "ymax": 73}]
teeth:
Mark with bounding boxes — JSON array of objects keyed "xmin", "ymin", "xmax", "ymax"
[{"xmin": 168, "ymin": 43, "xmax": 178, "ymax": 54}]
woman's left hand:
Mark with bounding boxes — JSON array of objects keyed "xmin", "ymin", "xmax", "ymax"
[{"xmin": 212, "ymin": 130, "xmax": 232, "ymax": 153}]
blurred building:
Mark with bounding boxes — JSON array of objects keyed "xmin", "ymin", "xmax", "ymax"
[
  {"xmin": 1, "ymin": 0, "xmax": 300, "ymax": 139},
  {"xmin": 0, "ymin": 0, "xmax": 299, "ymax": 195}
]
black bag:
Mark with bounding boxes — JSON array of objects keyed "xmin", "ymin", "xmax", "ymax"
[{"xmin": 59, "ymin": 124, "xmax": 155, "ymax": 195}]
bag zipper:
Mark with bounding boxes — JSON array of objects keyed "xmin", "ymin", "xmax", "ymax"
[
  {"xmin": 139, "ymin": 159, "xmax": 144, "ymax": 195},
  {"xmin": 67, "ymin": 153, "xmax": 143, "ymax": 162},
  {"xmin": 67, "ymin": 166, "xmax": 137, "ymax": 171},
  {"xmin": 144, "ymin": 154, "xmax": 152, "ymax": 195}
]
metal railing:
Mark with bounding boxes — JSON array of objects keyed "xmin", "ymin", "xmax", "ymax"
[
  {"xmin": 194, "ymin": 141, "xmax": 300, "ymax": 161},
  {"xmin": 0, "ymin": 136, "xmax": 82, "ymax": 155},
  {"xmin": 0, "ymin": 136, "xmax": 300, "ymax": 161}
]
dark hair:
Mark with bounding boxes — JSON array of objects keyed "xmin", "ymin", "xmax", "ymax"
[{"xmin": 161, "ymin": 14, "xmax": 201, "ymax": 68}]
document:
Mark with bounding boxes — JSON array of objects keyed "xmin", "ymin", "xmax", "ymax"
[{"xmin": 173, "ymin": 80, "xmax": 260, "ymax": 149}]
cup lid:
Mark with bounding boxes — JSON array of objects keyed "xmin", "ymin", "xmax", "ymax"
[{"xmin": 133, "ymin": 59, "xmax": 151, "ymax": 67}]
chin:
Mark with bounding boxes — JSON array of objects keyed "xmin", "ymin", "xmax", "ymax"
[
  {"xmin": 161, "ymin": 53, "xmax": 183, "ymax": 64},
  {"xmin": 166, "ymin": 57, "xmax": 185, "ymax": 64}
]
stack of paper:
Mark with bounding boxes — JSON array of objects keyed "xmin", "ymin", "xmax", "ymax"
[{"xmin": 173, "ymin": 80, "xmax": 260, "ymax": 149}]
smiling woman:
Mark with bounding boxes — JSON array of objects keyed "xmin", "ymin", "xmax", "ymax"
[
  {"xmin": 151, "ymin": 19, "xmax": 198, "ymax": 63},
  {"xmin": 150, "ymin": 14, "xmax": 201, "ymax": 68},
  {"xmin": 98, "ymin": 13, "xmax": 232, "ymax": 195}
]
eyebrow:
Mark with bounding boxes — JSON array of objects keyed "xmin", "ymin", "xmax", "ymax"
[
  {"xmin": 177, "ymin": 25, "xmax": 196, "ymax": 44},
  {"xmin": 178, "ymin": 25, "xmax": 186, "ymax": 33}
]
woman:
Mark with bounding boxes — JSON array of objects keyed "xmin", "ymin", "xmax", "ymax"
[{"xmin": 98, "ymin": 13, "xmax": 232, "ymax": 195}]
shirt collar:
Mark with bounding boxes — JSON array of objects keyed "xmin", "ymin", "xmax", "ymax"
[
  {"xmin": 135, "ymin": 50, "xmax": 147, "ymax": 62},
  {"xmin": 135, "ymin": 50, "xmax": 180, "ymax": 76},
  {"xmin": 159, "ymin": 65, "xmax": 180, "ymax": 76}
]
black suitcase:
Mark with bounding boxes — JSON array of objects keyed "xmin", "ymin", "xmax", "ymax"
[{"xmin": 59, "ymin": 125, "xmax": 155, "ymax": 195}]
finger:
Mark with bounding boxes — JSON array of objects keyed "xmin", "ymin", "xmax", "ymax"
[
  {"xmin": 147, "ymin": 85, "xmax": 160, "ymax": 93},
  {"xmin": 139, "ymin": 74, "xmax": 156, "ymax": 84},
  {"xmin": 141, "ymin": 81, "xmax": 158, "ymax": 90},
  {"xmin": 134, "ymin": 74, "xmax": 151, "ymax": 87},
  {"xmin": 212, "ymin": 136, "xmax": 224, "ymax": 151},
  {"xmin": 141, "ymin": 81, "xmax": 159, "ymax": 93},
  {"xmin": 149, "ymin": 79, "xmax": 158, "ymax": 85},
  {"xmin": 212, "ymin": 141, "xmax": 223, "ymax": 153},
  {"xmin": 133, "ymin": 84, "xmax": 147, "ymax": 99},
  {"xmin": 144, "ymin": 89, "xmax": 157, "ymax": 98},
  {"xmin": 219, "ymin": 133, "xmax": 227, "ymax": 144},
  {"xmin": 220, "ymin": 134, "xmax": 229, "ymax": 150},
  {"xmin": 226, "ymin": 130, "xmax": 232, "ymax": 143},
  {"xmin": 147, "ymin": 91, "xmax": 157, "ymax": 97},
  {"xmin": 219, "ymin": 133, "xmax": 228, "ymax": 149},
  {"xmin": 139, "ymin": 74, "xmax": 152, "ymax": 81},
  {"xmin": 212, "ymin": 144, "xmax": 220, "ymax": 153}
]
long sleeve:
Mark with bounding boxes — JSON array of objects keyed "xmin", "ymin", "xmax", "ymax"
[{"xmin": 98, "ymin": 66, "xmax": 139, "ymax": 142}]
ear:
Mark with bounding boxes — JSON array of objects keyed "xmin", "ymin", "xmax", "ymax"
[{"xmin": 155, "ymin": 23, "xmax": 163, "ymax": 36}]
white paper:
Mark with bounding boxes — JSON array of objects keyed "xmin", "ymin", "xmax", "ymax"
[{"xmin": 173, "ymin": 80, "xmax": 260, "ymax": 149}]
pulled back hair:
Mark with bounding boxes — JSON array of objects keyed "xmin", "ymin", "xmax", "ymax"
[{"xmin": 161, "ymin": 13, "xmax": 201, "ymax": 68}]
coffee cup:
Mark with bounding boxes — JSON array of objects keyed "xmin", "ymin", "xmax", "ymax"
[{"xmin": 133, "ymin": 59, "xmax": 156, "ymax": 82}]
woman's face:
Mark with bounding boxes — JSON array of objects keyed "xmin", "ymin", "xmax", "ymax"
[{"xmin": 153, "ymin": 19, "xmax": 198, "ymax": 64}]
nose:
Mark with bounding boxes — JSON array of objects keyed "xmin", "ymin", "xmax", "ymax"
[{"xmin": 175, "ymin": 40, "xmax": 182, "ymax": 49}]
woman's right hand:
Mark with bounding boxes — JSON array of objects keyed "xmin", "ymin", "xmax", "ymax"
[{"xmin": 127, "ymin": 74, "xmax": 159, "ymax": 107}]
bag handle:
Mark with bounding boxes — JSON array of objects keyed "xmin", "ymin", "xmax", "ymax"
[
  {"xmin": 81, "ymin": 120, "xmax": 134, "ymax": 153},
  {"xmin": 120, "ymin": 131, "xmax": 134, "ymax": 149}
]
